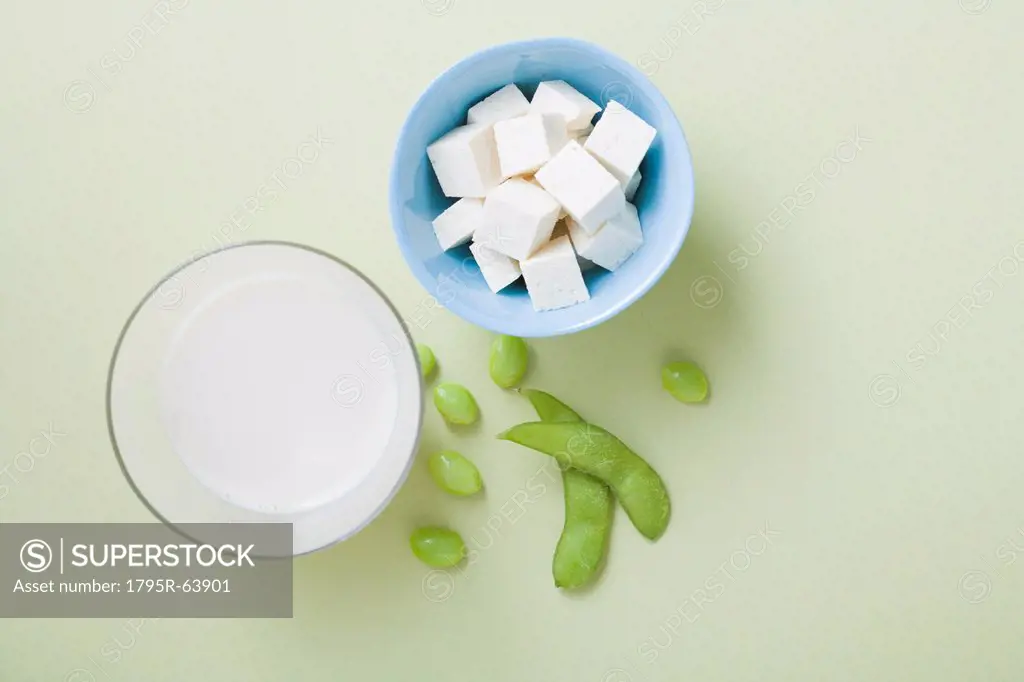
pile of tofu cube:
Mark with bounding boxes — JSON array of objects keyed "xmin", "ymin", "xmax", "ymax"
[{"xmin": 426, "ymin": 80, "xmax": 657, "ymax": 311}]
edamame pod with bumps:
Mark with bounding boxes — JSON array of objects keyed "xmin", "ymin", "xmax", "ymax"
[
  {"xmin": 520, "ymin": 389, "xmax": 611, "ymax": 589},
  {"xmin": 499, "ymin": 421, "xmax": 670, "ymax": 540}
]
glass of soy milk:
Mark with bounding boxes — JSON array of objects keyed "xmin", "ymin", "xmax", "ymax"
[{"xmin": 108, "ymin": 242, "xmax": 423, "ymax": 555}]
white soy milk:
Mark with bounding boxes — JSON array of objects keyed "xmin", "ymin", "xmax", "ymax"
[{"xmin": 158, "ymin": 254, "xmax": 401, "ymax": 516}]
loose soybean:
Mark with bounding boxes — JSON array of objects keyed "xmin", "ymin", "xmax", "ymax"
[
  {"xmin": 410, "ymin": 527, "xmax": 466, "ymax": 568},
  {"xmin": 661, "ymin": 361, "xmax": 708, "ymax": 403},
  {"xmin": 489, "ymin": 335, "xmax": 529, "ymax": 388},
  {"xmin": 499, "ymin": 421, "xmax": 670, "ymax": 540},
  {"xmin": 417, "ymin": 343, "xmax": 436, "ymax": 380},
  {"xmin": 427, "ymin": 450, "xmax": 483, "ymax": 496},
  {"xmin": 433, "ymin": 383, "xmax": 479, "ymax": 425}
]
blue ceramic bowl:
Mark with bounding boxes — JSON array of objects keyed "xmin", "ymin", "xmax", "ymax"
[{"xmin": 389, "ymin": 37, "xmax": 695, "ymax": 337}]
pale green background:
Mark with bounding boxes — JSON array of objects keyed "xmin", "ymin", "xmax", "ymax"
[{"xmin": 2, "ymin": 0, "xmax": 1023, "ymax": 680}]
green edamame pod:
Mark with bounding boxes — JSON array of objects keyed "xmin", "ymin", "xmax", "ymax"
[
  {"xmin": 433, "ymin": 383, "xmax": 479, "ymax": 425},
  {"xmin": 554, "ymin": 470, "xmax": 612, "ymax": 588},
  {"xmin": 489, "ymin": 335, "xmax": 529, "ymax": 388},
  {"xmin": 499, "ymin": 421, "xmax": 670, "ymax": 541},
  {"xmin": 520, "ymin": 389, "xmax": 612, "ymax": 589},
  {"xmin": 520, "ymin": 388, "xmax": 581, "ymax": 423}
]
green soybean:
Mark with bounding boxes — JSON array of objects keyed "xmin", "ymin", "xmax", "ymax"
[
  {"xmin": 499, "ymin": 421, "xmax": 670, "ymax": 541},
  {"xmin": 410, "ymin": 526, "xmax": 466, "ymax": 568},
  {"xmin": 521, "ymin": 389, "xmax": 612, "ymax": 589},
  {"xmin": 661, "ymin": 361, "xmax": 708, "ymax": 403},
  {"xmin": 489, "ymin": 335, "xmax": 529, "ymax": 388},
  {"xmin": 427, "ymin": 450, "xmax": 483, "ymax": 496},
  {"xmin": 417, "ymin": 343, "xmax": 436, "ymax": 380},
  {"xmin": 433, "ymin": 383, "xmax": 479, "ymax": 425}
]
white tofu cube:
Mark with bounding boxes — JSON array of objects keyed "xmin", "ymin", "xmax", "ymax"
[
  {"xmin": 552, "ymin": 220, "xmax": 595, "ymax": 270},
  {"xmin": 583, "ymin": 101, "xmax": 657, "ymax": 186},
  {"xmin": 552, "ymin": 219, "xmax": 593, "ymax": 270},
  {"xmin": 467, "ymin": 84, "xmax": 531, "ymax": 126},
  {"xmin": 431, "ymin": 197, "xmax": 483, "ymax": 251},
  {"xmin": 475, "ymin": 178, "xmax": 560, "ymax": 261},
  {"xmin": 526, "ymin": 176, "xmax": 567, "ymax": 219},
  {"xmin": 566, "ymin": 203, "xmax": 643, "ymax": 271},
  {"xmin": 530, "ymin": 81, "xmax": 601, "ymax": 131},
  {"xmin": 426, "ymin": 123, "xmax": 502, "ymax": 198},
  {"xmin": 520, "ymin": 235, "xmax": 590, "ymax": 311},
  {"xmin": 470, "ymin": 241, "xmax": 521, "ymax": 292},
  {"xmin": 534, "ymin": 140, "xmax": 625, "ymax": 235},
  {"xmin": 493, "ymin": 114, "xmax": 569, "ymax": 177},
  {"xmin": 624, "ymin": 169, "xmax": 641, "ymax": 201}
]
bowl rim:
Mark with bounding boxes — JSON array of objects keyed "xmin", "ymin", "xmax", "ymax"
[{"xmin": 388, "ymin": 36, "xmax": 696, "ymax": 337}]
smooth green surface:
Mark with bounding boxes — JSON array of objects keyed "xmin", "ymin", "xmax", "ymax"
[
  {"xmin": 554, "ymin": 468, "xmax": 613, "ymax": 589},
  {"xmin": 520, "ymin": 388, "xmax": 582, "ymax": 423},
  {"xmin": 3, "ymin": 3, "xmax": 1024, "ymax": 681},
  {"xmin": 661, "ymin": 361, "xmax": 709, "ymax": 403},
  {"xmin": 432, "ymin": 383, "xmax": 480, "ymax": 426},
  {"xmin": 417, "ymin": 343, "xmax": 437, "ymax": 380},
  {"xmin": 500, "ymin": 422, "xmax": 671, "ymax": 540},
  {"xmin": 410, "ymin": 527, "xmax": 467, "ymax": 568},
  {"xmin": 427, "ymin": 450, "xmax": 483, "ymax": 496},
  {"xmin": 489, "ymin": 335, "xmax": 529, "ymax": 388},
  {"xmin": 521, "ymin": 389, "xmax": 613, "ymax": 589}
]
